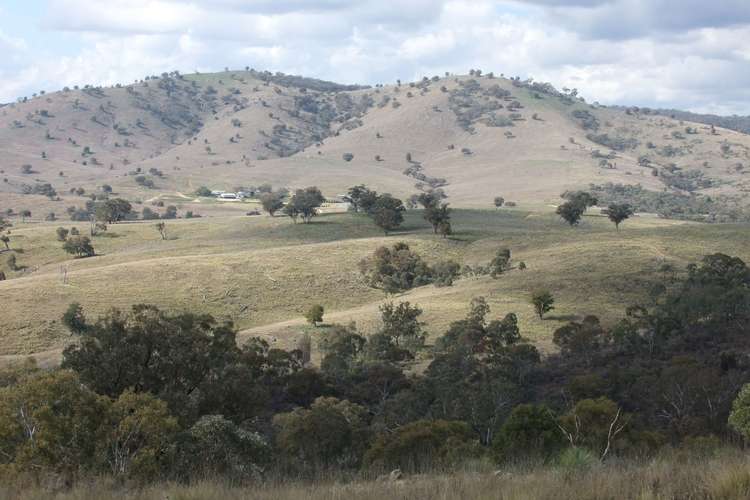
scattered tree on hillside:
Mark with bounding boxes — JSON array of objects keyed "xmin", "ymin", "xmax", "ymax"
[
  {"xmin": 195, "ymin": 186, "xmax": 212, "ymax": 197},
  {"xmin": 342, "ymin": 153, "xmax": 354, "ymax": 162},
  {"xmin": 56, "ymin": 227, "xmax": 70, "ymax": 241},
  {"xmin": 557, "ymin": 191, "xmax": 597, "ymax": 226},
  {"xmin": 416, "ymin": 192, "xmax": 452, "ymax": 236},
  {"xmin": 347, "ymin": 185, "xmax": 379, "ymax": 213},
  {"xmin": 20, "ymin": 210, "xmax": 31, "ymax": 222},
  {"xmin": 260, "ymin": 192, "xmax": 284, "ymax": 216},
  {"xmin": 371, "ymin": 194, "xmax": 405, "ymax": 234},
  {"xmin": 490, "ymin": 248, "xmax": 512, "ymax": 278},
  {"xmin": 155, "ymin": 222, "xmax": 167, "ymax": 240},
  {"xmin": 63, "ymin": 235, "xmax": 95, "ymax": 258},
  {"xmin": 604, "ymin": 203, "xmax": 635, "ymax": 230},
  {"xmin": 531, "ymin": 290, "xmax": 555, "ymax": 319},
  {"xmin": 305, "ymin": 304, "xmax": 324, "ymax": 327},
  {"xmin": 95, "ymin": 199, "xmax": 132, "ymax": 224},
  {"xmin": 284, "ymin": 187, "xmax": 325, "ymax": 223},
  {"xmin": 494, "ymin": 197, "xmax": 505, "ymax": 209}
]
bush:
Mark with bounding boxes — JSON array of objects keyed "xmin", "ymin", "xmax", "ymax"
[
  {"xmin": 342, "ymin": 153, "xmax": 354, "ymax": 162},
  {"xmin": 492, "ymin": 404, "xmax": 565, "ymax": 463},
  {"xmin": 364, "ymin": 420, "xmax": 480, "ymax": 473}
]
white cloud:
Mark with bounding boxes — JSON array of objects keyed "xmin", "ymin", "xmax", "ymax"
[{"xmin": 0, "ymin": 0, "xmax": 748, "ymax": 114}]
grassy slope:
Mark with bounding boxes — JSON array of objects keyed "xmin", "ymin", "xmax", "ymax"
[{"xmin": 2, "ymin": 208, "xmax": 748, "ymax": 364}]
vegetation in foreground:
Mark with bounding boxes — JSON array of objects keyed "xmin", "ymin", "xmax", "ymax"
[{"xmin": 1, "ymin": 250, "xmax": 750, "ymax": 498}]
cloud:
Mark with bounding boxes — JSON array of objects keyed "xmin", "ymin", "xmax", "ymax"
[
  {"xmin": 0, "ymin": 0, "xmax": 748, "ymax": 114},
  {"xmin": 510, "ymin": 0, "xmax": 750, "ymax": 39}
]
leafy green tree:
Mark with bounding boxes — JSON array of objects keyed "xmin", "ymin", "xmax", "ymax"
[
  {"xmin": 63, "ymin": 235, "xmax": 95, "ymax": 258},
  {"xmin": 56, "ymin": 227, "xmax": 69, "ymax": 241},
  {"xmin": 346, "ymin": 185, "xmax": 374, "ymax": 213},
  {"xmin": 371, "ymin": 194, "xmax": 405, "ymax": 234},
  {"xmin": 604, "ymin": 203, "xmax": 635, "ymax": 230},
  {"xmin": 20, "ymin": 210, "xmax": 31, "ymax": 222},
  {"xmin": 95, "ymin": 198, "xmax": 132, "ymax": 223},
  {"xmin": 364, "ymin": 420, "xmax": 479, "ymax": 472},
  {"xmin": 284, "ymin": 187, "xmax": 325, "ymax": 223},
  {"xmin": 260, "ymin": 192, "xmax": 284, "ymax": 216},
  {"xmin": 729, "ymin": 383, "xmax": 750, "ymax": 441},
  {"xmin": 553, "ymin": 316, "xmax": 608, "ymax": 365},
  {"xmin": 556, "ymin": 201, "xmax": 585, "ymax": 226},
  {"xmin": 0, "ymin": 370, "xmax": 107, "ymax": 477},
  {"xmin": 492, "ymin": 404, "xmax": 565, "ymax": 463},
  {"xmin": 305, "ymin": 304, "xmax": 324, "ymax": 326},
  {"xmin": 0, "ymin": 234, "xmax": 9, "ymax": 251},
  {"xmin": 490, "ymin": 248, "xmax": 512, "ymax": 277},
  {"xmin": 559, "ymin": 397, "xmax": 627, "ymax": 460},
  {"xmin": 61, "ymin": 304, "xmax": 242, "ymax": 422},
  {"xmin": 358, "ymin": 242, "xmax": 434, "ymax": 294},
  {"xmin": 417, "ymin": 192, "xmax": 451, "ymax": 235},
  {"xmin": 494, "ymin": 196, "xmax": 505, "ymax": 209},
  {"xmin": 62, "ymin": 303, "xmax": 87, "ymax": 335},
  {"xmin": 557, "ymin": 191, "xmax": 597, "ymax": 226},
  {"xmin": 531, "ymin": 290, "xmax": 555, "ymax": 319},
  {"xmin": 194, "ymin": 186, "xmax": 212, "ymax": 197},
  {"xmin": 177, "ymin": 414, "xmax": 270, "ymax": 480},
  {"xmin": 378, "ymin": 301, "xmax": 426, "ymax": 356},
  {"xmin": 273, "ymin": 397, "xmax": 370, "ymax": 469},
  {"xmin": 101, "ymin": 390, "xmax": 178, "ymax": 480}
]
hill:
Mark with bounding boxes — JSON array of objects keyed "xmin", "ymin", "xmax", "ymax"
[{"xmin": 2, "ymin": 70, "xmax": 750, "ymax": 220}]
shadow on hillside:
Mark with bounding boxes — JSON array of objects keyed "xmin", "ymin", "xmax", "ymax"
[{"xmin": 543, "ymin": 314, "xmax": 580, "ymax": 322}]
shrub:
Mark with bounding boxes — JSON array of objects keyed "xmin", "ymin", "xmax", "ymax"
[{"xmin": 364, "ymin": 420, "xmax": 480, "ymax": 473}]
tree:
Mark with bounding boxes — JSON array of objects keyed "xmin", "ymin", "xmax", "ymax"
[
  {"xmin": 492, "ymin": 404, "xmax": 565, "ymax": 463},
  {"xmin": 371, "ymin": 194, "xmax": 405, "ymax": 234},
  {"xmin": 305, "ymin": 304, "xmax": 324, "ymax": 326},
  {"xmin": 417, "ymin": 192, "xmax": 451, "ymax": 235},
  {"xmin": 260, "ymin": 192, "xmax": 284, "ymax": 216},
  {"xmin": 273, "ymin": 397, "xmax": 370, "ymax": 469},
  {"xmin": 346, "ymin": 185, "xmax": 375, "ymax": 213},
  {"xmin": 553, "ymin": 316, "xmax": 608, "ymax": 365},
  {"xmin": 531, "ymin": 290, "xmax": 555, "ymax": 319},
  {"xmin": 729, "ymin": 383, "xmax": 750, "ymax": 441},
  {"xmin": 284, "ymin": 187, "xmax": 325, "ymax": 223},
  {"xmin": 195, "ymin": 186, "xmax": 212, "ymax": 197},
  {"xmin": 56, "ymin": 227, "xmax": 69, "ymax": 241},
  {"xmin": 155, "ymin": 222, "xmax": 167, "ymax": 240},
  {"xmin": 556, "ymin": 201, "xmax": 585, "ymax": 226},
  {"xmin": 178, "ymin": 414, "xmax": 270, "ymax": 479},
  {"xmin": 101, "ymin": 390, "xmax": 178, "ymax": 480},
  {"xmin": 0, "ymin": 235, "xmax": 9, "ymax": 251},
  {"xmin": 490, "ymin": 248, "xmax": 512, "ymax": 277},
  {"xmin": 379, "ymin": 301, "xmax": 425, "ymax": 355},
  {"xmin": 557, "ymin": 191, "xmax": 597, "ymax": 226},
  {"xmin": 20, "ymin": 210, "xmax": 31, "ymax": 222},
  {"xmin": 0, "ymin": 370, "xmax": 108, "ymax": 477},
  {"xmin": 95, "ymin": 198, "xmax": 132, "ymax": 224},
  {"xmin": 63, "ymin": 235, "xmax": 95, "ymax": 258},
  {"xmin": 494, "ymin": 196, "xmax": 505, "ymax": 209},
  {"xmin": 558, "ymin": 397, "xmax": 627, "ymax": 460},
  {"xmin": 604, "ymin": 203, "xmax": 635, "ymax": 230},
  {"xmin": 358, "ymin": 242, "xmax": 434, "ymax": 294},
  {"xmin": 364, "ymin": 420, "xmax": 479, "ymax": 473}
]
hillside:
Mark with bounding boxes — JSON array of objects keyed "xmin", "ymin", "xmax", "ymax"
[{"xmin": 2, "ymin": 70, "xmax": 750, "ymax": 219}]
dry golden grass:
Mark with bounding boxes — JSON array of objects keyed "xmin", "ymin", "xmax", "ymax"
[
  {"xmin": 2, "ymin": 207, "xmax": 749, "ymax": 365},
  {"xmin": 5, "ymin": 451, "xmax": 750, "ymax": 499}
]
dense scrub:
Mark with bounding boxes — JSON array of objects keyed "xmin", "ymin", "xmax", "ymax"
[
  {"xmin": 589, "ymin": 183, "xmax": 750, "ymax": 222},
  {"xmin": 2, "ymin": 251, "xmax": 750, "ymax": 491}
]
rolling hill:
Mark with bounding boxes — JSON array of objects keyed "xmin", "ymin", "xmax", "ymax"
[{"xmin": 2, "ymin": 69, "xmax": 750, "ymax": 218}]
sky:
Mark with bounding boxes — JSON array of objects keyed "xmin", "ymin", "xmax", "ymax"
[{"xmin": 1, "ymin": 0, "xmax": 749, "ymax": 114}]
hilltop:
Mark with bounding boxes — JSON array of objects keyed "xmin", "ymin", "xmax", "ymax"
[{"xmin": 2, "ymin": 69, "xmax": 750, "ymax": 220}]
